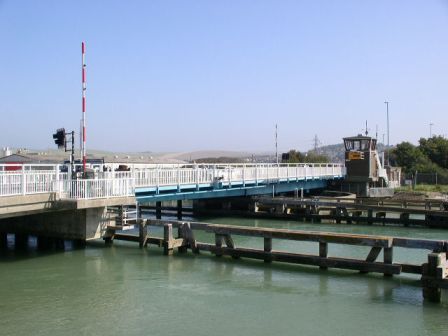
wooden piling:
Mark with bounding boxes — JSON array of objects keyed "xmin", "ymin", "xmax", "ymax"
[
  {"xmin": 215, "ymin": 234, "xmax": 223, "ymax": 257},
  {"xmin": 156, "ymin": 201, "xmax": 163, "ymax": 219},
  {"xmin": 319, "ymin": 242, "xmax": 328, "ymax": 269},
  {"xmin": 383, "ymin": 247, "xmax": 393, "ymax": 276},
  {"xmin": 422, "ymin": 252, "xmax": 447, "ymax": 302},
  {"xmin": 367, "ymin": 209, "xmax": 373, "ymax": 225},
  {"xmin": 177, "ymin": 224, "xmax": 187, "ymax": 253},
  {"xmin": 177, "ymin": 200, "xmax": 182, "ymax": 220},
  {"xmin": 163, "ymin": 223, "xmax": 173, "ymax": 255},
  {"xmin": 264, "ymin": 237, "xmax": 272, "ymax": 263},
  {"xmin": 112, "ymin": 219, "xmax": 448, "ymax": 303},
  {"xmin": 139, "ymin": 220, "xmax": 148, "ymax": 248}
]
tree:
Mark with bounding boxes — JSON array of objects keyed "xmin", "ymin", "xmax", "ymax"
[
  {"xmin": 282, "ymin": 150, "xmax": 329, "ymax": 163},
  {"xmin": 418, "ymin": 136, "xmax": 448, "ymax": 169},
  {"xmin": 390, "ymin": 142, "xmax": 427, "ymax": 175}
]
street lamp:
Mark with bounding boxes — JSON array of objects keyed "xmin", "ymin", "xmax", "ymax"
[{"xmin": 384, "ymin": 101, "xmax": 390, "ymax": 166}]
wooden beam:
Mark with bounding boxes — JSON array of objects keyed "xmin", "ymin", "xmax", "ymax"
[
  {"xmin": 195, "ymin": 243, "xmax": 401, "ymax": 275},
  {"xmin": 205, "ymin": 224, "xmax": 393, "ymax": 247},
  {"xmin": 113, "ymin": 233, "xmax": 139, "ymax": 242}
]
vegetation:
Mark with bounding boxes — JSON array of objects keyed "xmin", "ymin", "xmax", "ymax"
[
  {"xmin": 282, "ymin": 150, "xmax": 329, "ymax": 163},
  {"xmin": 396, "ymin": 184, "xmax": 448, "ymax": 193},
  {"xmin": 195, "ymin": 157, "xmax": 247, "ymax": 163},
  {"xmin": 390, "ymin": 136, "xmax": 448, "ymax": 184}
]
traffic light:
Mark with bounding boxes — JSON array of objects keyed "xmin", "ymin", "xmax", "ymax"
[
  {"xmin": 53, "ymin": 128, "xmax": 66, "ymax": 149},
  {"xmin": 281, "ymin": 153, "xmax": 290, "ymax": 162}
]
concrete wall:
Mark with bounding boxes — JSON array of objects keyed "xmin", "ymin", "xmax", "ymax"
[{"xmin": 0, "ymin": 207, "xmax": 112, "ymax": 241}]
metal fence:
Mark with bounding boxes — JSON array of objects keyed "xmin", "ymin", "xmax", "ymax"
[
  {"xmin": 414, "ymin": 172, "xmax": 448, "ymax": 185},
  {"xmin": 0, "ymin": 163, "xmax": 346, "ymax": 200}
]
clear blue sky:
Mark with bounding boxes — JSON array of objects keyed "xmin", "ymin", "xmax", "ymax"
[{"xmin": 1, "ymin": 0, "xmax": 447, "ymax": 153}]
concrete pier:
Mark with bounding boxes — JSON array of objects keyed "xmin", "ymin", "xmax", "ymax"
[
  {"xmin": 0, "ymin": 232, "xmax": 7, "ymax": 248},
  {"xmin": 37, "ymin": 236, "xmax": 54, "ymax": 250},
  {"xmin": 0, "ymin": 207, "xmax": 113, "ymax": 242},
  {"xmin": 14, "ymin": 234, "xmax": 28, "ymax": 250}
]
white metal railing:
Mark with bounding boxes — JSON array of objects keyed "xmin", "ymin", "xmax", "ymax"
[{"xmin": 0, "ymin": 163, "xmax": 346, "ymax": 200}]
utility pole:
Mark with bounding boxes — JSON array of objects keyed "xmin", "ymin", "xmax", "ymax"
[
  {"xmin": 384, "ymin": 101, "xmax": 390, "ymax": 166},
  {"xmin": 430, "ymin": 123, "xmax": 434, "ymax": 138},
  {"xmin": 275, "ymin": 124, "xmax": 278, "ymax": 165},
  {"xmin": 81, "ymin": 42, "xmax": 87, "ymax": 175},
  {"xmin": 313, "ymin": 134, "xmax": 321, "ymax": 153}
]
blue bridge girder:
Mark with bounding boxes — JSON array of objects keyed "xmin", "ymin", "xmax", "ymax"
[{"xmin": 135, "ymin": 177, "xmax": 343, "ymax": 203}]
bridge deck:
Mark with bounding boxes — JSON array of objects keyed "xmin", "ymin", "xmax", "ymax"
[{"xmin": 0, "ymin": 163, "xmax": 345, "ymax": 204}]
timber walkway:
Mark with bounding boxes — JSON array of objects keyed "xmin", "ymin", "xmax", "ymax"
[{"xmin": 105, "ymin": 219, "xmax": 448, "ymax": 303}]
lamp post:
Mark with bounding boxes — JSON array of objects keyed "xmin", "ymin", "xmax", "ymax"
[
  {"xmin": 384, "ymin": 101, "xmax": 390, "ymax": 166},
  {"xmin": 275, "ymin": 124, "xmax": 278, "ymax": 165}
]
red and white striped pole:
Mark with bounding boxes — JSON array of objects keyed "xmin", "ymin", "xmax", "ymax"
[{"xmin": 81, "ymin": 42, "xmax": 87, "ymax": 173}]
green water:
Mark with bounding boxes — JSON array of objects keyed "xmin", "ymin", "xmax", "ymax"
[{"xmin": 1, "ymin": 217, "xmax": 448, "ymax": 336}]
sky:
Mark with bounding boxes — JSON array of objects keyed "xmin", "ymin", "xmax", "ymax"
[{"xmin": 0, "ymin": 0, "xmax": 447, "ymax": 153}]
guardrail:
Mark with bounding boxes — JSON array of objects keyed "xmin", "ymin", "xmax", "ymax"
[{"xmin": 0, "ymin": 163, "xmax": 345, "ymax": 200}]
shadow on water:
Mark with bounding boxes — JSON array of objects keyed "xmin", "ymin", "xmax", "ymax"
[
  {"xmin": 0, "ymin": 234, "xmax": 86, "ymax": 263},
  {"xmin": 146, "ymin": 245, "xmax": 433, "ymax": 306}
]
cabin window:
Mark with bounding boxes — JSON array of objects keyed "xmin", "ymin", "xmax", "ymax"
[
  {"xmin": 344, "ymin": 139, "xmax": 371, "ymax": 151},
  {"xmin": 360, "ymin": 140, "xmax": 370, "ymax": 151}
]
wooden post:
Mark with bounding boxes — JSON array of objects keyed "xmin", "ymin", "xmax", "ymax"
[
  {"xmin": 215, "ymin": 234, "xmax": 223, "ymax": 257},
  {"xmin": 319, "ymin": 241, "xmax": 328, "ymax": 269},
  {"xmin": 422, "ymin": 252, "xmax": 446, "ymax": 303},
  {"xmin": 264, "ymin": 237, "xmax": 272, "ymax": 263},
  {"xmin": 335, "ymin": 207, "xmax": 342, "ymax": 224},
  {"xmin": 367, "ymin": 209, "xmax": 373, "ymax": 225},
  {"xmin": 103, "ymin": 228, "xmax": 115, "ymax": 245},
  {"xmin": 177, "ymin": 223, "xmax": 187, "ymax": 253},
  {"xmin": 184, "ymin": 222, "xmax": 199, "ymax": 254},
  {"xmin": 341, "ymin": 207, "xmax": 350, "ymax": 224},
  {"xmin": 163, "ymin": 223, "xmax": 173, "ymax": 255},
  {"xmin": 156, "ymin": 201, "xmax": 162, "ymax": 220},
  {"xmin": 177, "ymin": 200, "xmax": 182, "ymax": 220},
  {"xmin": 383, "ymin": 247, "xmax": 393, "ymax": 277},
  {"xmin": 139, "ymin": 220, "xmax": 147, "ymax": 248},
  {"xmin": 400, "ymin": 213, "xmax": 410, "ymax": 227}
]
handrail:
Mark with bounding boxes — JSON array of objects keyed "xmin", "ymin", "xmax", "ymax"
[{"xmin": 0, "ymin": 163, "xmax": 346, "ymax": 199}]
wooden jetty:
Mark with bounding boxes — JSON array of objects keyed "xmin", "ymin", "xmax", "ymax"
[
  {"xmin": 191, "ymin": 196, "xmax": 448, "ymax": 229},
  {"xmin": 104, "ymin": 218, "xmax": 448, "ymax": 303}
]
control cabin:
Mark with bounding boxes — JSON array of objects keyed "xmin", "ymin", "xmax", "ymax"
[{"xmin": 342, "ymin": 134, "xmax": 389, "ymax": 196}]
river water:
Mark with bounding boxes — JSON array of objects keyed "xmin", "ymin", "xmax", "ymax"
[{"xmin": 1, "ymin": 216, "xmax": 448, "ymax": 336}]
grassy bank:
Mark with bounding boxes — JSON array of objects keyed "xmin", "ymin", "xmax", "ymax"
[{"xmin": 396, "ymin": 184, "xmax": 448, "ymax": 193}]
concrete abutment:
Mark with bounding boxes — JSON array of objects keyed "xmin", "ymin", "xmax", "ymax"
[{"xmin": 0, "ymin": 207, "xmax": 112, "ymax": 243}]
